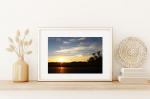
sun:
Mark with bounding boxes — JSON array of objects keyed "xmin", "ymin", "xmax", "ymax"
[{"xmin": 58, "ymin": 57, "xmax": 65, "ymax": 63}]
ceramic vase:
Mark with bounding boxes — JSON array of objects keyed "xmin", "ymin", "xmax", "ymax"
[{"xmin": 12, "ymin": 57, "xmax": 29, "ymax": 82}]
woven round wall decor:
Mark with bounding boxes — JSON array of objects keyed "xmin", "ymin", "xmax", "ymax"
[{"xmin": 117, "ymin": 37, "xmax": 147, "ymax": 68}]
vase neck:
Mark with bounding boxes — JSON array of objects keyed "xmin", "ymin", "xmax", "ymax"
[{"xmin": 19, "ymin": 56, "xmax": 24, "ymax": 61}]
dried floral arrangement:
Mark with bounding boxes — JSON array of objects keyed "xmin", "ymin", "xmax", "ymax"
[{"xmin": 6, "ymin": 29, "xmax": 32, "ymax": 58}]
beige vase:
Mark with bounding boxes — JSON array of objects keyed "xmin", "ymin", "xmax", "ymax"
[{"xmin": 12, "ymin": 57, "xmax": 29, "ymax": 82}]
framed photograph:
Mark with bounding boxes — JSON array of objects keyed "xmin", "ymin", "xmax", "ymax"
[{"xmin": 38, "ymin": 28, "xmax": 112, "ymax": 81}]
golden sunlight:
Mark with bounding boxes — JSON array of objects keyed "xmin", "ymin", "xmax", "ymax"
[
  {"xmin": 48, "ymin": 55, "xmax": 91, "ymax": 63},
  {"xmin": 57, "ymin": 57, "xmax": 65, "ymax": 63}
]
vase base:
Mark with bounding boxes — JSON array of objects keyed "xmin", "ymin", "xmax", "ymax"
[{"xmin": 13, "ymin": 80, "xmax": 29, "ymax": 83}]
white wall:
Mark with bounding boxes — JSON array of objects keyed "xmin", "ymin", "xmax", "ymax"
[{"xmin": 0, "ymin": 0, "xmax": 150, "ymax": 80}]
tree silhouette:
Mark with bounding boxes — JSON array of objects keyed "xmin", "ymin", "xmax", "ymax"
[
  {"xmin": 88, "ymin": 50, "xmax": 102, "ymax": 63},
  {"xmin": 88, "ymin": 57, "xmax": 95, "ymax": 62}
]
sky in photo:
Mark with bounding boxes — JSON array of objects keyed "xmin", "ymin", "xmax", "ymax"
[{"xmin": 48, "ymin": 37, "xmax": 102, "ymax": 62}]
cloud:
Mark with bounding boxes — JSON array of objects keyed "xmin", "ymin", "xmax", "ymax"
[
  {"xmin": 75, "ymin": 54, "xmax": 83, "ymax": 57},
  {"xmin": 69, "ymin": 38, "xmax": 86, "ymax": 42},
  {"xmin": 56, "ymin": 46, "xmax": 86, "ymax": 54},
  {"xmin": 69, "ymin": 38, "xmax": 76, "ymax": 42},
  {"xmin": 63, "ymin": 41, "xmax": 70, "ymax": 44},
  {"xmin": 78, "ymin": 37, "xmax": 86, "ymax": 41},
  {"xmin": 55, "ymin": 44, "xmax": 100, "ymax": 55},
  {"xmin": 56, "ymin": 38, "xmax": 61, "ymax": 42}
]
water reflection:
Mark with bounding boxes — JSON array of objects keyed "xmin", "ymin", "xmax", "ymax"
[
  {"xmin": 58, "ymin": 63, "xmax": 65, "ymax": 73},
  {"xmin": 58, "ymin": 67, "xmax": 65, "ymax": 73},
  {"xmin": 48, "ymin": 62, "xmax": 102, "ymax": 73}
]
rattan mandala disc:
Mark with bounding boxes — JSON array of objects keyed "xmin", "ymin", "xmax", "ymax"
[{"xmin": 118, "ymin": 37, "xmax": 147, "ymax": 68}]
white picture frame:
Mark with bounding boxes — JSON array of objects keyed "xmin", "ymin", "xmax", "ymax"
[{"xmin": 38, "ymin": 27, "xmax": 112, "ymax": 81}]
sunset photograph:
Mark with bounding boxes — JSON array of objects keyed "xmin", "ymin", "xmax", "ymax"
[{"xmin": 48, "ymin": 37, "xmax": 103, "ymax": 73}]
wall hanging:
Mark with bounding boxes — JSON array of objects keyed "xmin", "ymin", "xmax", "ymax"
[{"xmin": 38, "ymin": 28, "xmax": 112, "ymax": 81}]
